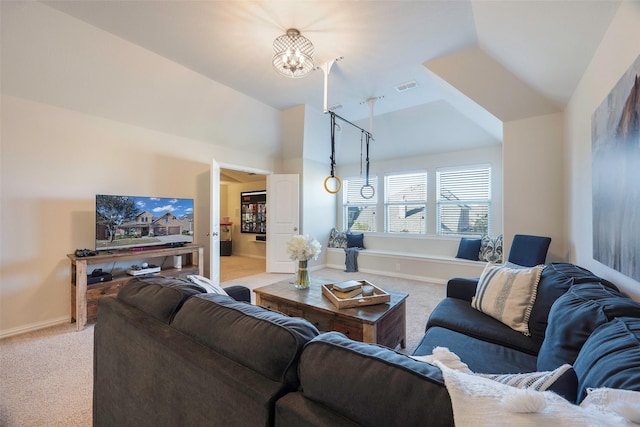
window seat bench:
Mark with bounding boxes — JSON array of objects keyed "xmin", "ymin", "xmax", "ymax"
[{"xmin": 325, "ymin": 247, "xmax": 486, "ymax": 284}]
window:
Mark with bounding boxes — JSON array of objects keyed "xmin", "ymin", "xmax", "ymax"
[
  {"xmin": 384, "ymin": 172, "xmax": 427, "ymax": 233},
  {"xmin": 437, "ymin": 165, "xmax": 491, "ymax": 236},
  {"xmin": 343, "ymin": 176, "xmax": 377, "ymax": 232}
]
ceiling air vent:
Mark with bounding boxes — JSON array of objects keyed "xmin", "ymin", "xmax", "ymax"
[
  {"xmin": 328, "ymin": 103, "xmax": 343, "ymax": 111},
  {"xmin": 394, "ymin": 80, "xmax": 418, "ymax": 93}
]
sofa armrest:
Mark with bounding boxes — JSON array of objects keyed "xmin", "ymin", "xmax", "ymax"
[
  {"xmin": 223, "ymin": 285, "xmax": 251, "ymax": 303},
  {"xmin": 446, "ymin": 277, "xmax": 479, "ymax": 301}
]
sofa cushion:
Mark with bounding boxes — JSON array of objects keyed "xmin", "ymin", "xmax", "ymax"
[
  {"xmin": 456, "ymin": 238, "xmax": 481, "ymax": 261},
  {"xmin": 537, "ymin": 282, "xmax": 640, "ymax": 371},
  {"xmin": 414, "ymin": 326, "xmax": 538, "ymax": 373},
  {"xmin": 527, "ymin": 263, "xmax": 601, "ymax": 346},
  {"xmin": 472, "ymin": 264, "xmax": 545, "ymax": 336},
  {"xmin": 170, "ymin": 294, "xmax": 319, "ymax": 386},
  {"xmin": 117, "ymin": 276, "xmax": 205, "ymax": 324},
  {"xmin": 298, "ymin": 332, "xmax": 453, "ymax": 427},
  {"xmin": 573, "ymin": 317, "xmax": 640, "ymax": 403},
  {"xmin": 427, "ymin": 298, "xmax": 541, "ymax": 355}
]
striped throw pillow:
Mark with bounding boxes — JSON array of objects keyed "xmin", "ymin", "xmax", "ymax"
[{"xmin": 472, "ymin": 264, "xmax": 545, "ymax": 335}]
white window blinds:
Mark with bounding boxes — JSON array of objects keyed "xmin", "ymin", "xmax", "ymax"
[
  {"xmin": 343, "ymin": 176, "xmax": 377, "ymax": 232},
  {"xmin": 384, "ymin": 172, "xmax": 427, "ymax": 233},
  {"xmin": 437, "ymin": 166, "xmax": 491, "ymax": 236}
]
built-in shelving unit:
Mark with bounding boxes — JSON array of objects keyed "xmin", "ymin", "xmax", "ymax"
[{"xmin": 67, "ymin": 244, "xmax": 203, "ymax": 330}]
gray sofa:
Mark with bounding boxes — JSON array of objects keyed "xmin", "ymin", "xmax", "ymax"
[{"xmin": 94, "ymin": 264, "xmax": 640, "ymax": 426}]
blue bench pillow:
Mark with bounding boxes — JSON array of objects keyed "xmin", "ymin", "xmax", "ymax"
[{"xmin": 456, "ymin": 238, "xmax": 481, "ymax": 261}]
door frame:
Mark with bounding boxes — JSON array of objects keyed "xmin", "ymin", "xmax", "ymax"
[{"xmin": 211, "ymin": 161, "xmax": 272, "ymax": 280}]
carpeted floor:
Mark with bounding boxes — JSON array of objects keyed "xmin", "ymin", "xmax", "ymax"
[{"xmin": 0, "ymin": 267, "xmax": 445, "ymax": 427}]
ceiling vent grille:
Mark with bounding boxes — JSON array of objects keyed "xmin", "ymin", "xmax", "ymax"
[
  {"xmin": 394, "ymin": 80, "xmax": 418, "ymax": 92},
  {"xmin": 328, "ymin": 103, "xmax": 343, "ymax": 111}
]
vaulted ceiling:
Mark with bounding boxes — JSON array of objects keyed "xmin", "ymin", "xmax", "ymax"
[{"xmin": 8, "ymin": 1, "xmax": 623, "ymax": 161}]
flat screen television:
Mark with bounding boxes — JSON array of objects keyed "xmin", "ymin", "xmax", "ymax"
[{"xmin": 96, "ymin": 194, "xmax": 194, "ymax": 251}]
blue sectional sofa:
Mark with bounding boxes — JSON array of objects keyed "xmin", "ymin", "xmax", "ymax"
[{"xmin": 94, "ymin": 264, "xmax": 640, "ymax": 426}]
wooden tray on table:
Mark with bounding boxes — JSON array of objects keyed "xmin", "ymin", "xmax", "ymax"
[{"xmin": 321, "ymin": 280, "xmax": 390, "ymax": 309}]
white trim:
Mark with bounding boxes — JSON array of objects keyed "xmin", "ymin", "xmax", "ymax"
[{"xmin": 0, "ymin": 316, "xmax": 71, "ymax": 339}]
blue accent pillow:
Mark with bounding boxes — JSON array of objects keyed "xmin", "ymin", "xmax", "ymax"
[
  {"xmin": 455, "ymin": 238, "xmax": 481, "ymax": 261},
  {"xmin": 346, "ymin": 233, "xmax": 365, "ymax": 249}
]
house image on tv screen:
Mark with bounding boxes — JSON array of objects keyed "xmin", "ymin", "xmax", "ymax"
[{"xmin": 96, "ymin": 195, "xmax": 194, "ymax": 251}]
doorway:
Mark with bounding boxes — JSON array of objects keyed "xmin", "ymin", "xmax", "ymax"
[{"xmin": 219, "ymin": 168, "xmax": 268, "ymax": 282}]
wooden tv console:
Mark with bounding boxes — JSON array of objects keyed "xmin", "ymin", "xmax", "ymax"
[{"xmin": 67, "ymin": 244, "xmax": 203, "ymax": 330}]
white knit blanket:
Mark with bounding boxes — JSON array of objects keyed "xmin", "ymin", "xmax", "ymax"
[{"xmin": 412, "ymin": 348, "xmax": 637, "ymax": 426}]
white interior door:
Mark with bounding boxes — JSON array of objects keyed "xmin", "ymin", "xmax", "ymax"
[
  {"xmin": 266, "ymin": 174, "xmax": 299, "ymax": 273},
  {"xmin": 210, "ymin": 158, "xmax": 221, "ymax": 284}
]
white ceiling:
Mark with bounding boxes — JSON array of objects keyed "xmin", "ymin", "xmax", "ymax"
[{"xmin": 23, "ymin": 1, "xmax": 623, "ymax": 161}]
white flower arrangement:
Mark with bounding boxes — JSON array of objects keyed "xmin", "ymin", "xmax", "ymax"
[{"xmin": 286, "ymin": 234, "xmax": 322, "ymax": 261}]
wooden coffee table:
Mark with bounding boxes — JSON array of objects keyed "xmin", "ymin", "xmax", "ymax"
[{"xmin": 254, "ymin": 278, "xmax": 408, "ymax": 349}]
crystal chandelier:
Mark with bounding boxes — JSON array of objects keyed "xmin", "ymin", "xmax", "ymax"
[{"xmin": 272, "ymin": 29, "xmax": 314, "ymax": 78}]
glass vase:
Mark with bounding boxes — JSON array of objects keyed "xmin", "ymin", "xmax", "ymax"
[{"xmin": 294, "ymin": 259, "xmax": 311, "ymax": 289}]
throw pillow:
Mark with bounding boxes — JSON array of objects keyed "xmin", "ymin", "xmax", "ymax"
[
  {"xmin": 479, "ymin": 234, "xmax": 503, "ymax": 263},
  {"xmin": 346, "ymin": 233, "xmax": 365, "ymax": 249},
  {"xmin": 327, "ymin": 228, "xmax": 348, "ymax": 248},
  {"xmin": 472, "ymin": 263, "xmax": 545, "ymax": 336},
  {"xmin": 480, "ymin": 363, "xmax": 578, "ymax": 403},
  {"xmin": 456, "ymin": 238, "xmax": 482, "ymax": 261}
]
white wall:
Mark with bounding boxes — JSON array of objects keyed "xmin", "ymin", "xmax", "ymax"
[
  {"xmin": 0, "ymin": 96, "xmax": 277, "ymax": 337},
  {"xmin": 301, "ymin": 107, "xmax": 336, "ymax": 268},
  {"xmin": 565, "ymin": 1, "xmax": 640, "ymax": 299},
  {"xmin": 0, "ymin": 2, "xmax": 281, "ymax": 337},
  {"xmin": 503, "ymin": 112, "xmax": 565, "ymax": 261}
]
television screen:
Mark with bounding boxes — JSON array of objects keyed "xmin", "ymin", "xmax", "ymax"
[{"xmin": 96, "ymin": 195, "xmax": 194, "ymax": 251}]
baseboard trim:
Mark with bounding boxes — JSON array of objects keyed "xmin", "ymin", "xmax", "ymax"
[{"xmin": 0, "ymin": 316, "xmax": 71, "ymax": 339}]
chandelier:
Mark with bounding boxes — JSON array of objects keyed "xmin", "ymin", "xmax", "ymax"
[{"xmin": 272, "ymin": 29, "xmax": 314, "ymax": 78}]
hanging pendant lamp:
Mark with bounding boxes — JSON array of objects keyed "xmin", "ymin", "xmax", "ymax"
[{"xmin": 272, "ymin": 29, "xmax": 314, "ymax": 78}]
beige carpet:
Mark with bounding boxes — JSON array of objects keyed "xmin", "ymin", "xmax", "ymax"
[{"xmin": 0, "ymin": 267, "xmax": 445, "ymax": 427}]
